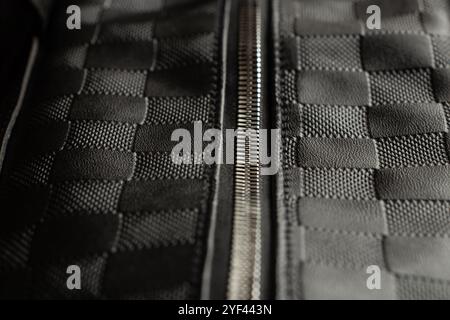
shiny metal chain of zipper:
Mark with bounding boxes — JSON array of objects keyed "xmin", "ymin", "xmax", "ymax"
[{"xmin": 228, "ymin": 0, "xmax": 262, "ymax": 300}]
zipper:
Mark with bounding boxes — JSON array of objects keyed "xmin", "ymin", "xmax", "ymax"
[{"xmin": 228, "ymin": 0, "xmax": 263, "ymax": 300}]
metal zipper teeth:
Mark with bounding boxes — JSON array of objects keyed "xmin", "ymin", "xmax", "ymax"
[{"xmin": 228, "ymin": 0, "xmax": 262, "ymax": 300}]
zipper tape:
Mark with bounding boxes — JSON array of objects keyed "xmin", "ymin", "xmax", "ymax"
[{"xmin": 228, "ymin": 0, "xmax": 262, "ymax": 300}]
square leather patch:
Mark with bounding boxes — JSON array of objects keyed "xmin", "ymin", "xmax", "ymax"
[
  {"xmin": 362, "ymin": 34, "xmax": 433, "ymax": 71},
  {"xmin": 145, "ymin": 65, "xmax": 212, "ymax": 96},
  {"xmin": 297, "ymin": 71, "xmax": 370, "ymax": 105},
  {"xmin": 367, "ymin": 103, "xmax": 447, "ymax": 137}
]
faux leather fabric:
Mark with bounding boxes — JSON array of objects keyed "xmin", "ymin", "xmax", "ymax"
[
  {"xmin": 275, "ymin": 0, "xmax": 450, "ymax": 300},
  {"xmin": 1, "ymin": 0, "xmax": 450, "ymax": 300},
  {"xmin": 0, "ymin": 0, "xmax": 223, "ymax": 299}
]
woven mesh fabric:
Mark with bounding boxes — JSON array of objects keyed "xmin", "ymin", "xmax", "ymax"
[
  {"xmin": 0, "ymin": 0, "xmax": 221, "ymax": 299},
  {"xmin": 275, "ymin": 0, "xmax": 450, "ymax": 299}
]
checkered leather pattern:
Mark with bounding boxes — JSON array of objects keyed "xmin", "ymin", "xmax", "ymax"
[
  {"xmin": 275, "ymin": 0, "xmax": 450, "ymax": 299},
  {"xmin": 0, "ymin": 0, "xmax": 221, "ymax": 299}
]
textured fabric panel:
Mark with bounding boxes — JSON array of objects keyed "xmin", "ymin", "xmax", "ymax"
[
  {"xmin": 82, "ymin": 70, "xmax": 148, "ymax": 97},
  {"xmin": 375, "ymin": 133, "xmax": 449, "ymax": 168},
  {"xmin": 145, "ymin": 97, "xmax": 211, "ymax": 125},
  {"xmin": 297, "ymin": 35, "xmax": 362, "ymax": 71},
  {"xmin": 134, "ymin": 152, "xmax": 204, "ymax": 180},
  {"xmin": 0, "ymin": 0, "xmax": 222, "ymax": 299},
  {"xmin": 370, "ymin": 69, "xmax": 435, "ymax": 104},
  {"xmin": 0, "ymin": 228, "xmax": 34, "ymax": 272},
  {"xmin": 116, "ymin": 209, "xmax": 198, "ymax": 251},
  {"xmin": 301, "ymin": 168, "xmax": 376, "ymax": 200},
  {"xmin": 396, "ymin": 275, "xmax": 450, "ymax": 300},
  {"xmin": 432, "ymin": 35, "xmax": 450, "ymax": 68},
  {"xmin": 276, "ymin": 0, "xmax": 450, "ymax": 300},
  {"xmin": 433, "ymin": 68, "xmax": 450, "ymax": 102},
  {"xmin": 385, "ymin": 200, "xmax": 450, "ymax": 237},
  {"xmin": 29, "ymin": 96, "xmax": 73, "ymax": 127},
  {"xmin": 9, "ymin": 154, "xmax": 54, "ymax": 187},
  {"xmin": 285, "ymin": 104, "xmax": 369, "ymax": 138},
  {"xmin": 65, "ymin": 121, "xmax": 136, "ymax": 151},
  {"xmin": 47, "ymin": 181, "xmax": 123, "ymax": 215}
]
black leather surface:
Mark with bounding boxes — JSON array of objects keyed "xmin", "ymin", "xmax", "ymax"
[
  {"xmin": 274, "ymin": 0, "xmax": 450, "ymax": 300},
  {"xmin": 1, "ymin": 0, "xmax": 450, "ymax": 300},
  {"xmin": 0, "ymin": 0, "xmax": 224, "ymax": 299}
]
